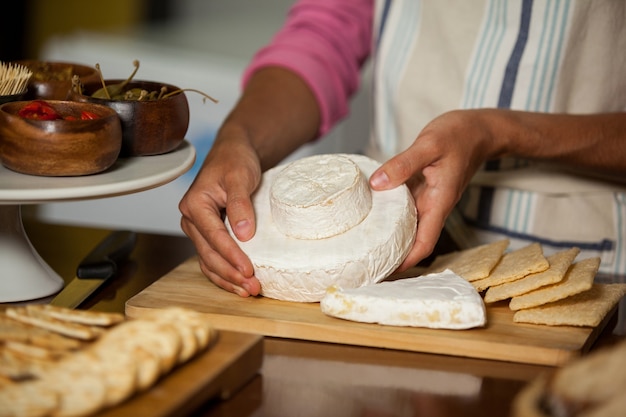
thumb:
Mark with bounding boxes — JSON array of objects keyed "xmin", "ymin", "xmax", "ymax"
[{"xmin": 369, "ymin": 152, "xmax": 420, "ymax": 190}]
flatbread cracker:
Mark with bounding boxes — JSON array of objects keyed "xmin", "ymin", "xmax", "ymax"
[
  {"xmin": 3, "ymin": 340, "xmax": 67, "ymax": 361},
  {"xmin": 513, "ymin": 283, "xmax": 626, "ymax": 327},
  {"xmin": 42, "ymin": 351, "xmax": 108, "ymax": 417},
  {"xmin": 472, "ymin": 243, "xmax": 550, "ymax": 292},
  {"xmin": 0, "ymin": 315, "xmax": 82, "ymax": 350},
  {"xmin": 0, "ymin": 348, "xmax": 54, "ymax": 380},
  {"xmin": 5, "ymin": 307, "xmax": 104, "ymax": 341},
  {"xmin": 426, "ymin": 239, "xmax": 509, "ymax": 281},
  {"xmin": 26, "ymin": 304, "xmax": 124, "ymax": 327},
  {"xmin": 0, "ymin": 378, "xmax": 59, "ymax": 417},
  {"xmin": 509, "ymin": 257, "xmax": 599, "ymax": 311},
  {"xmin": 484, "ymin": 247, "xmax": 580, "ymax": 303},
  {"xmin": 0, "ymin": 305, "xmax": 217, "ymax": 417},
  {"xmin": 100, "ymin": 319, "xmax": 182, "ymax": 375},
  {"xmin": 137, "ymin": 307, "xmax": 216, "ymax": 363},
  {"xmin": 86, "ymin": 347, "xmax": 138, "ymax": 407}
]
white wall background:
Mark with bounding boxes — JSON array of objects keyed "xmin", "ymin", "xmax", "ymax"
[{"xmin": 30, "ymin": 0, "xmax": 371, "ymax": 235}]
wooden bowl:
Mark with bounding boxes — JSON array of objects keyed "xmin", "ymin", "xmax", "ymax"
[
  {"xmin": 68, "ymin": 79, "xmax": 190, "ymax": 156},
  {"xmin": 16, "ymin": 60, "xmax": 99, "ymax": 101},
  {"xmin": 0, "ymin": 93, "xmax": 26, "ymax": 105},
  {"xmin": 0, "ymin": 100, "xmax": 122, "ymax": 176}
]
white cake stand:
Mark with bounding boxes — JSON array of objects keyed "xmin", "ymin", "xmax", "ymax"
[{"xmin": 0, "ymin": 141, "xmax": 196, "ymax": 302}]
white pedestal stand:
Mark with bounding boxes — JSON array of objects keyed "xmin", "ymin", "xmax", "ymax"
[{"xmin": 0, "ymin": 141, "xmax": 195, "ymax": 302}]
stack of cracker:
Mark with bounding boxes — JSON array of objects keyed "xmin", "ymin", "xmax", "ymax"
[
  {"xmin": 0, "ymin": 305, "xmax": 216, "ymax": 417},
  {"xmin": 426, "ymin": 240, "xmax": 626, "ymax": 327}
]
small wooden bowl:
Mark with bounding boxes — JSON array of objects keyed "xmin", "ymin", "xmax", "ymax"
[
  {"xmin": 0, "ymin": 100, "xmax": 122, "ymax": 176},
  {"xmin": 16, "ymin": 60, "xmax": 99, "ymax": 101},
  {"xmin": 69, "ymin": 79, "xmax": 190, "ymax": 156},
  {"xmin": 0, "ymin": 92, "xmax": 26, "ymax": 105}
]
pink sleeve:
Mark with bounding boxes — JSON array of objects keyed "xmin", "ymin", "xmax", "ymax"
[{"xmin": 242, "ymin": 0, "xmax": 373, "ymax": 137}]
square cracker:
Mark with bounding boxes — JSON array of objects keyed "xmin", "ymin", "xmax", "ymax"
[
  {"xmin": 472, "ymin": 242, "xmax": 549, "ymax": 292},
  {"xmin": 513, "ymin": 283, "xmax": 626, "ymax": 327},
  {"xmin": 483, "ymin": 247, "xmax": 580, "ymax": 303},
  {"xmin": 509, "ymin": 257, "xmax": 600, "ymax": 311},
  {"xmin": 425, "ymin": 239, "xmax": 509, "ymax": 281}
]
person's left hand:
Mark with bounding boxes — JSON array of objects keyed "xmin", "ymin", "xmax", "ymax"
[{"xmin": 369, "ymin": 109, "xmax": 506, "ymax": 269}]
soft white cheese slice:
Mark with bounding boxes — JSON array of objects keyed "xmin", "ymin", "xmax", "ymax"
[
  {"xmin": 320, "ymin": 269, "xmax": 487, "ymax": 329},
  {"xmin": 226, "ymin": 154, "xmax": 417, "ymax": 302}
]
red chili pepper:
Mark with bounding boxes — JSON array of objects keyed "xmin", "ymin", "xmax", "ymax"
[
  {"xmin": 79, "ymin": 110, "xmax": 100, "ymax": 120},
  {"xmin": 18, "ymin": 100, "xmax": 61, "ymax": 120}
]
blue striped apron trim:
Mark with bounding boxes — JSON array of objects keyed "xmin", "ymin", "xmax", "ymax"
[
  {"xmin": 463, "ymin": 0, "xmax": 508, "ymax": 110},
  {"xmin": 375, "ymin": 0, "xmax": 422, "ymax": 157},
  {"xmin": 461, "ymin": 214, "xmax": 616, "ymax": 253},
  {"xmin": 377, "ymin": 0, "xmax": 393, "ymax": 47},
  {"xmin": 498, "ymin": 0, "xmax": 533, "ymax": 108},
  {"xmin": 480, "ymin": 1, "xmax": 533, "ymax": 221}
]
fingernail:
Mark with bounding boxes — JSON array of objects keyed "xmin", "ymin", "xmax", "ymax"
[
  {"xmin": 370, "ymin": 171, "xmax": 390, "ymax": 188},
  {"xmin": 232, "ymin": 285, "xmax": 248, "ymax": 297},
  {"xmin": 241, "ymin": 281, "xmax": 254, "ymax": 294},
  {"xmin": 235, "ymin": 219, "xmax": 252, "ymax": 239}
]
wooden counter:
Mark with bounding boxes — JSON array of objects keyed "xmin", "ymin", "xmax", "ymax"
[{"xmin": 12, "ymin": 220, "xmax": 625, "ymax": 417}]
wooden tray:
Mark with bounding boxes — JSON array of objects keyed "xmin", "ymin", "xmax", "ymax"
[
  {"xmin": 126, "ymin": 257, "xmax": 615, "ymax": 366},
  {"xmin": 96, "ymin": 330, "xmax": 263, "ymax": 417}
]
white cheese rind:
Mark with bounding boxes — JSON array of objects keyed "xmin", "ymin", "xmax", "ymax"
[
  {"xmin": 320, "ymin": 270, "xmax": 487, "ymax": 329},
  {"xmin": 270, "ymin": 154, "xmax": 372, "ymax": 240},
  {"xmin": 226, "ymin": 154, "xmax": 417, "ymax": 302}
]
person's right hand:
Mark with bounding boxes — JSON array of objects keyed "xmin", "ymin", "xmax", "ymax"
[
  {"xmin": 179, "ymin": 66, "xmax": 323, "ymax": 297},
  {"xmin": 179, "ymin": 128, "xmax": 263, "ymax": 297}
]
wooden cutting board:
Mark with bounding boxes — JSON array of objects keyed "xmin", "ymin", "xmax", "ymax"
[
  {"xmin": 126, "ymin": 257, "xmax": 615, "ymax": 367},
  {"xmin": 95, "ymin": 330, "xmax": 262, "ymax": 417}
]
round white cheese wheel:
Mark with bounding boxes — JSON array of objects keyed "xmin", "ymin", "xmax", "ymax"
[
  {"xmin": 226, "ymin": 153, "xmax": 417, "ymax": 302},
  {"xmin": 270, "ymin": 154, "xmax": 372, "ymax": 239}
]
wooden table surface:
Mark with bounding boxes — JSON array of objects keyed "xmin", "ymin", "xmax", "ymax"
[{"xmin": 13, "ymin": 219, "xmax": 625, "ymax": 417}]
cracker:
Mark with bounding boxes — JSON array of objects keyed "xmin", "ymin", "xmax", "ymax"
[
  {"xmin": 5, "ymin": 307, "xmax": 104, "ymax": 341},
  {"xmin": 101, "ymin": 319, "xmax": 182, "ymax": 375},
  {"xmin": 138, "ymin": 307, "xmax": 217, "ymax": 360},
  {"xmin": 426, "ymin": 239, "xmax": 509, "ymax": 281},
  {"xmin": 0, "ymin": 374, "xmax": 14, "ymax": 387},
  {"xmin": 26, "ymin": 304, "xmax": 124, "ymax": 327},
  {"xmin": 472, "ymin": 242, "xmax": 550, "ymax": 292},
  {"xmin": 3, "ymin": 340, "xmax": 67, "ymax": 361},
  {"xmin": 509, "ymin": 257, "xmax": 599, "ymax": 311},
  {"xmin": 0, "ymin": 315, "xmax": 82, "ymax": 350},
  {"xmin": 0, "ymin": 305, "xmax": 217, "ymax": 414},
  {"xmin": 131, "ymin": 346, "xmax": 163, "ymax": 391},
  {"xmin": 513, "ymin": 283, "xmax": 626, "ymax": 327},
  {"xmin": 92, "ymin": 333, "xmax": 161, "ymax": 392},
  {"xmin": 0, "ymin": 378, "xmax": 58, "ymax": 417},
  {"xmin": 85, "ymin": 346, "xmax": 138, "ymax": 407},
  {"xmin": 41, "ymin": 351, "xmax": 108, "ymax": 417},
  {"xmin": 0, "ymin": 348, "xmax": 47, "ymax": 380},
  {"xmin": 137, "ymin": 308, "xmax": 199, "ymax": 363},
  {"xmin": 484, "ymin": 247, "xmax": 580, "ymax": 303}
]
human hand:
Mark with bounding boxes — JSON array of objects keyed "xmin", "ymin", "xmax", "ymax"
[
  {"xmin": 369, "ymin": 109, "xmax": 504, "ymax": 269},
  {"xmin": 179, "ymin": 133, "xmax": 264, "ymax": 297}
]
